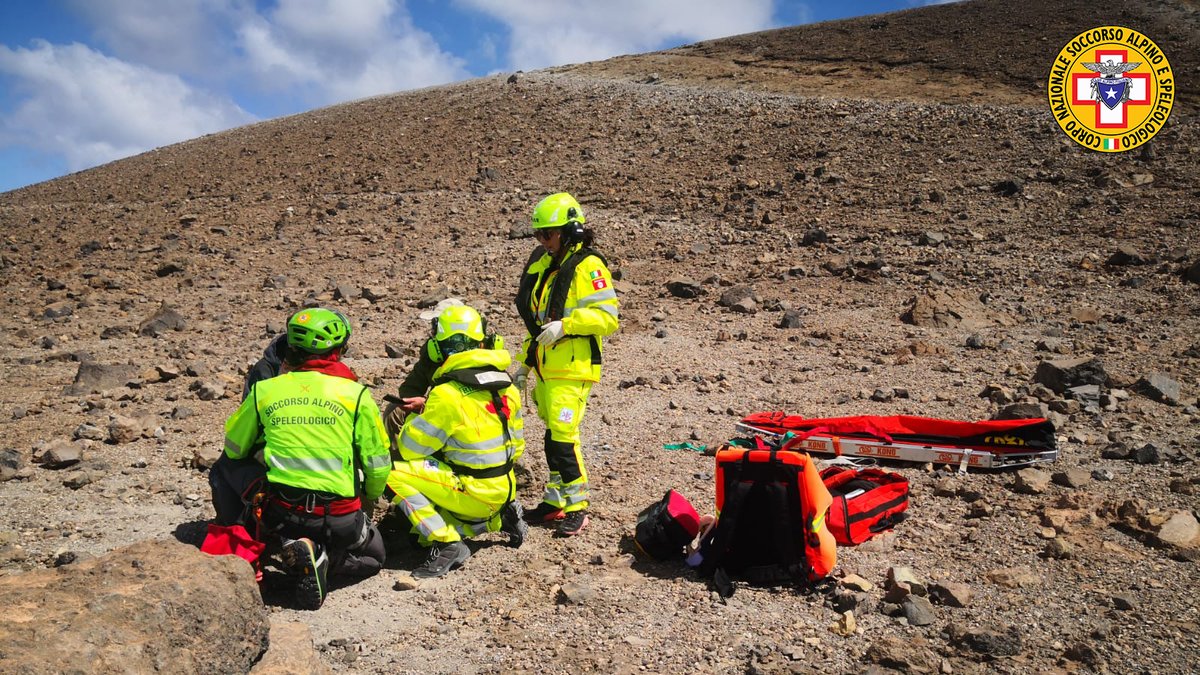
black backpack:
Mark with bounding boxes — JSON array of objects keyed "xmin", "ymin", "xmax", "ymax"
[{"xmin": 634, "ymin": 490, "xmax": 701, "ymax": 560}]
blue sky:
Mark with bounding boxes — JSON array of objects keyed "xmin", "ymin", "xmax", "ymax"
[{"xmin": 0, "ymin": 0, "xmax": 952, "ymax": 194}]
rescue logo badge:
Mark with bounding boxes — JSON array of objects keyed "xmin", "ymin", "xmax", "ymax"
[
  {"xmin": 589, "ymin": 269, "xmax": 607, "ymax": 291},
  {"xmin": 1048, "ymin": 26, "xmax": 1174, "ymax": 152}
]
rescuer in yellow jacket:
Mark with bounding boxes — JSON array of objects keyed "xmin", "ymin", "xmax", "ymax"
[
  {"xmin": 224, "ymin": 308, "xmax": 390, "ymax": 609},
  {"xmin": 514, "ymin": 192, "xmax": 619, "ymax": 537},
  {"xmin": 387, "ymin": 305, "xmax": 527, "ymax": 578}
]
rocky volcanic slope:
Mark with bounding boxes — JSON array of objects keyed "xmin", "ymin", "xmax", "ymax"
[{"xmin": 0, "ymin": 0, "xmax": 1198, "ymax": 672}]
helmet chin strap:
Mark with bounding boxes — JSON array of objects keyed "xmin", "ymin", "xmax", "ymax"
[
  {"xmin": 551, "ymin": 225, "xmax": 580, "ymax": 265},
  {"xmin": 550, "ymin": 244, "xmax": 570, "ymax": 268}
]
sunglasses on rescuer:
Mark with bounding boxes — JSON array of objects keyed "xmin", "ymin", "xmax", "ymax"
[{"xmin": 533, "ymin": 228, "xmax": 561, "ymax": 241}]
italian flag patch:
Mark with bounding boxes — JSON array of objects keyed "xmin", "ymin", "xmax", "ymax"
[
  {"xmin": 590, "ymin": 269, "xmax": 607, "ymax": 290},
  {"xmin": 1103, "ymin": 138, "xmax": 1120, "ymax": 150}
]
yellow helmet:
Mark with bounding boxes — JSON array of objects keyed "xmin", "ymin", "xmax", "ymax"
[
  {"xmin": 427, "ymin": 305, "xmax": 486, "ymax": 362},
  {"xmin": 531, "ymin": 192, "xmax": 585, "ymax": 230},
  {"xmin": 433, "ymin": 305, "xmax": 485, "ymax": 342}
]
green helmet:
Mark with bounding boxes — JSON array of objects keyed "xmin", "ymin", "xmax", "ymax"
[
  {"xmin": 287, "ymin": 308, "xmax": 351, "ymax": 354},
  {"xmin": 428, "ymin": 305, "xmax": 485, "ymax": 361},
  {"xmin": 531, "ymin": 192, "xmax": 585, "ymax": 230}
]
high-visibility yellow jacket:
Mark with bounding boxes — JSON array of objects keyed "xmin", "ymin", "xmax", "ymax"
[
  {"xmin": 397, "ymin": 348, "xmax": 525, "ymax": 491},
  {"xmin": 516, "ymin": 243, "xmax": 619, "ymax": 381},
  {"xmin": 224, "ymin": 370, "xmax": 390, "ymax": 501}
]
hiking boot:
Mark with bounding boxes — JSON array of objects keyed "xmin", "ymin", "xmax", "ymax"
[
  {"xmin": 412, "ymin": 540, "xmax": 470, "ymax": 579},
  {"xmin": 281, "ymin": 538, "xmax": 328, "ymax": 610},
  {"xmin": 523, "ymin": 502, "xmax": 565, "ymax": 524},
  {"xmin": 556, "ymin": 509, "xmax": 589, "ymax": 537},
  {"xmin": 500, "ymin": 501, "xmax": 528, "ymax": 548}
]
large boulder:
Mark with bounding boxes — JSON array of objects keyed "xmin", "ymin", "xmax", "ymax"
[
  {"xmin": 64, "ymin": 361, "xmax": 139, "ymax": 396},
  {"xmin": 138, "ymin": 302, "xmax": 187, "ymax": 338},
  {"xmin": 0, "ymin": 539, "xmax": 269, "ymax": 674},
  {"xmin": 1034, "ymin": 357, "xmax": 1108, "ymax": 394},
  {"xmin": 901, "ymin": 290, "xmax": 1012, "ymax": 329}
]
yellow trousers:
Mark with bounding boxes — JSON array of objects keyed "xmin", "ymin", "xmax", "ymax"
[
  {"xmin": 387, "ymin": 458, "xmax": 515, "ymax": 544},
  {"xmin": 532, "ymin": 377, "xmax": 592, "ymax": 513}
]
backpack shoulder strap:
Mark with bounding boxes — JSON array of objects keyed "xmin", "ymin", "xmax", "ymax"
[
  {"xmin": 516, "ymin": 247, "xmax": 549, "ymax": 339},
  {"xmin": 432, "ymin": 367, "xmax": 512, "ymax": 391},
  {"xmin": 699, "ymin": 462, "xmax": 755, "ymax": 598},
  {"xmin": 547, "ymin": 247, "xmax": 607, "ymax": 321}
]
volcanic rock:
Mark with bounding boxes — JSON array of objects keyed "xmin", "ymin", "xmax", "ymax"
[
  {"xmin": 1154, "ymin": 511, "xmax": 1200, "ymax": 549},
  {"xmin": 0, "ymin": 449, "xmax": 28, "ymax": 481},
  {"xmin": 33, "ymin": 440, "xmax": 83, "ymax": 469},
  {"xmin": 901, "ymin": 290, "xmax": 1009, "ymax": 329},
  {"xmin": 107, "ymin": 415, "xmax": 145, "ymax": 444},
  {"xmin": 929, "ymin": 581, "xmax": 971, "ymax": 607},
  {"xmin": 64, "ymin": 361, "xmax": 139, "ymax": 395},
  {"xmin": 0, "ymin": 539, "xmax": 268, "ymax": 673},
  {"xmin": 1106, "ymin": 245, "xmax": 1147, "ymax": 266},
  {"xmin": 1034, "ymin": 357, "xmax": 1107, "ymax": 394},
  {"xmin": 666, "ymin": 278, "xmax": 703, "ymax": 298},
  {"xmin": 1136, "ymin": 372, "xmax": 1181, "ymax": 405},
  {"xmin": 718, "ymin": 284, "xmax": 755, "ymax": 308},
  {"xmin": 250, "ymin": 620, "xmax": 332, "ymax": 675},
  {"xmin": 138, "ymin": 302, "xmax": 187, "ymax": 337}
]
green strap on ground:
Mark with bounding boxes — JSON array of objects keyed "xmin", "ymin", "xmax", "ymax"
[{"xmin": 662, "ymin": 441, "xmax": 707, "ymax": 453}]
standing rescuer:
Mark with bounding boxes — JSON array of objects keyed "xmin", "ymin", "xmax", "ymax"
[
  {"xmin": 515, "ymin": 192, "xmax": 619, "ymax": 537},
  {"xmin": 223, "ymin": 308, "xmax": 390, "ymax": 610}
]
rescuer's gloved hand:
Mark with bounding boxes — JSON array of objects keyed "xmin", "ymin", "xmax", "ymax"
[{"xmin": 536, "ymin": 320, "xmax": 565, "ymax": 346}]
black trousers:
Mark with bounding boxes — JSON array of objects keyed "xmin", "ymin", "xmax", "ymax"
[
  {"xmin": 208, "ymin": 454, "xmax": 267, "ymax": 526},
  {"xmin": 262, "ymin": 502, "xmax": 386, "ymax": 577}
]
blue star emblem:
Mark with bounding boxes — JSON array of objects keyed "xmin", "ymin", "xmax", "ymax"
[{"xmin": 1096, "ymin": 79, "xmax": 1128, "ymax": 111}]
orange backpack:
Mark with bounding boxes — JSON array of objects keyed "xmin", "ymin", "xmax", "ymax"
[{"xmin": 699, "ymin": 442, "xmax": 836, "ymax": 596}]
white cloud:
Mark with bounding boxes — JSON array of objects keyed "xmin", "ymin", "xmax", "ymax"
[
  {"xmin": 66, "ymin": 0, "xmax": 249, "ymax": 80},
  {"xmin": 65, "ymin": 0, "xmax": 470, "ymax": 105},
  {"xmin": 236, "ymin": 0, "xmax": 470, "ymax": 103},
  {"xmin": 0, "ymin": 40, "xmax": 254, "ymax": 172},
  {"xmin": 2, "ymin": 0, "xmax": 784, "ymax": 188},
  {"xmin": 456, "ymin": 0, "xmax": 777, "ymax": 70}
]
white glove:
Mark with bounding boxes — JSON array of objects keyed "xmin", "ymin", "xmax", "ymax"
[
  {"xmin": 514, "ymin": 364, "xmax": 530, "ymax": 391},
  {"xmin": 536, "ymin": 320, "xmax": 565, "ymax": 346}
]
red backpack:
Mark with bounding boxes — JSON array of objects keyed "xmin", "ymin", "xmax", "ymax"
[{"xmin": 820, "ymin": 466, "xmax": 909, "ymax": 546}]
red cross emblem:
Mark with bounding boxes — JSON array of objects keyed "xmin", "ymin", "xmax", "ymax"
[
  {"xmin": 1071, "ymin": 49, "xmax": 1151, "ymax": 129},
  {"xmin": 486, "ymin": 397, "xmax": 511, "ymax": 419}
]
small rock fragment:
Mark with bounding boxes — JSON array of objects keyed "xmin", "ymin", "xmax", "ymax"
[{"xmin": 1013, "ymin": 468, "xmax": 1051, "ymax": 495}]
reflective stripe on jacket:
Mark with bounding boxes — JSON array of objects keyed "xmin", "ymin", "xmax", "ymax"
[
  {"xmin": 398, "ymin": 348, "xmax": 525, "ymax": 480},
  {"xmin": 517, "ymin": 244, "xmax": 619, "ymax": 381},
  {"xmin": 224, "ymin": 370, "xmax": 390, "ymax": 500}
]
